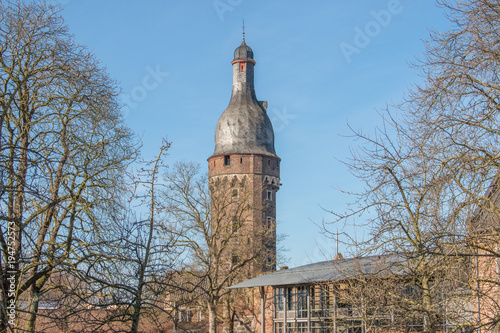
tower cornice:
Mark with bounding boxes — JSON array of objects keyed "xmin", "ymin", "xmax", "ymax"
[
  {"xmin": 208, "ymin": 153, "xmax": 281, "ymax": 162},
  {"xmin": 231, "ymin": 59, "xmax": 256, "ymax": 65}
]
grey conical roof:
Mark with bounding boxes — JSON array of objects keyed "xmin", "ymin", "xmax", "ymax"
[
  {"xmin": 233, "ymin": 40, "xmax": 253, "ymax": 61},
  {"xmin": 213, "ymin": 41, "xmax": 276, "ymax": 156}
]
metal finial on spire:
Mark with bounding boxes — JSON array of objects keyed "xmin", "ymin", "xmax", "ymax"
[
  {"xmin": 242, "ymin": 19, "xmax": 245, "ymax": 42},
  {"xmin": 336, "ymin": 228, "xmax": 339, "ymax": 258}
]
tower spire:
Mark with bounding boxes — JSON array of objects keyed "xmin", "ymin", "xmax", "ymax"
[
  {"xmin": 209, "ymin": 41, "xmax": 280, "ymax": 276},
  {"xmin": 242, "ymin": 19, "xmax": 245, "ymax": 42}
]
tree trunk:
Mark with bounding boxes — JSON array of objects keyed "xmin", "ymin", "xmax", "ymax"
[
  {"xmin": 225, "ymin": 297, "xmax": 234, "ymax": 333},
  {"xmin": 24, "ymin": 285, "xmax": 41, "ymax": 333},
  {"xmin": 208, "ymin": 300, "xmax": 218, "ymax": 333},
  {"xmin": 130, "ymin": 282, "xmax": 144, "ymax": 333},
  {"xmin": 421, "ymin": 276, "xmax": 436, "ymax": 333}
]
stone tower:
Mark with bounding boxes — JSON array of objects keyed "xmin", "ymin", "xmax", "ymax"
[{"xmin": 208, "ymin": 38, "xmax": 280, "ymax": 277}]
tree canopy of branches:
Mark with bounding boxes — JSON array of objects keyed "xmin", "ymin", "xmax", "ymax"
[
  {"xmin": 164, "ymin": 163, "xmax": 275, "ymax": 333},
  {"xmin": 326, "ymin": 1, "xmax": 500, "ymax": 332},
  {"xmin": 0, "ymin": 2, "xmax": 137, "ymax": 331},
  {"xmin": 45, "ymin": 141, "xmax": 181, "ymax": 333}
]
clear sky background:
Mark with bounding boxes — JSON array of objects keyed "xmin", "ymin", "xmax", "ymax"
[{"xmin": 56, "ymin": 0, "xmax": 453, "ymax": 267}]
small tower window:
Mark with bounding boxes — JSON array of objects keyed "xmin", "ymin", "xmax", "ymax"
[
  {"xmin": 267, "ymin": 257, "xmax": 273, "ymax": 266},
  {"xmin": 240, "ymin": 157, "xmax": 243, "ymax": 164},
  {"xmin": 267, "ymin": 217, "xmax": 273, "ymax": 229},
  {"xmin": 224, "ymin": 155, "xmax": 230, "ymax": 166},
  {"xmin": 239, "ymin": 62, "xmax": 246, "ymax": 72},
  {"xmin": 266, "ymin": 190, "xmax": 272, "ymax": 201},
  {"xmin": 232, "ymin": 218, "xmax": 239, "ymax": 232}
]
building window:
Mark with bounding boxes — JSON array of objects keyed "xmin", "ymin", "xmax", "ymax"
[
  {"xmin": 179, "ymin": 310, "xmax": 192, "ymax": 322},
  {"xmin": 232, "ymin": 218, "xmax": 239, "ymax": 232},
  {"xmin": 267, "ymin": 217, "xmax": 272, "ymax": 229},
  {"xmin": 266, "ymin": 256, "xmax": 274, "ymax": 269},
  {"xmin": 268, "ymin": 159, "xmax": 271, "ymax": 166},
  {"xmin": 290, "ymin": 322, "xmax": 307, "ymax": 332},
  {"xmin": 275, "ymin": 288, "xmax": 284, "ymax": 312},
  {"xmin": 318, "ymin": 285, "xmax": 331, "ymax": 317},
  {"xmin": 239, "ymin": 62, "xmax": 245, "ymax": 72},
  {"xmin": 286, "ymin": 287, "xmax": 294, "ymax": 311},
  {"xmin": 496, "ymin": 245, "xmax": 500, "ymax": 277},
  {"xmin": 266, "ymin": 190, "xmax": 272, "ymax": 201},
  {"xmin": 240, "ymin": 157, "xmax": 243, "ymax": 164},
  {"xmin": 231, "ymin": 255, "xmax": 239, "ymax": 266},
  {"xmin": 197, "ymin": 310, "xmax": 202, "ymax": 322},
  {"xmin": 224, "ymin": 155, "xmax": 230, "ymax": 166},
  {"xmin": 232, "ymin": 188, "xmax": 238, "ymax": 198},
  {"xmin": 297, "ymin": 286, "xmax": 308, "ymax": 318}
]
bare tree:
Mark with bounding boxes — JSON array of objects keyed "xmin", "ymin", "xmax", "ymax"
[
  {"xmin": 0, "ymin": 2, "xmax": 137, "ymax": 331},
  {"xmin": 405, "ymin": 2, "xmax": 500, "ymax": 327},
  {"xmin": 120, "ymin": 141, "xmax": 176, "ymax": 333},
  {"xmin": 39, "ymin": 141, "xmax": 184, "ymax": 333},
  {"xmin": 164, "ymin": 163, "xmax": 274, "ymax": 333},
  {"xmin": 327, "ymin": 111, "xmax": 473, "ymax": 331},
  {"xmin": 325, "ymin": 1, "xmax": 500, "ymax": 332}
]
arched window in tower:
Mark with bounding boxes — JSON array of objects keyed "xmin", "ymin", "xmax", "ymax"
[{"xmin": 239, "ymin": 62, "xmax": 245, "ymax": 72}]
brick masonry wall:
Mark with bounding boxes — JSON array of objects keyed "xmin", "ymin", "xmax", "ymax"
[{"xmin": 208, "ymin": 153, "xmax": 280, "ymax": 276}]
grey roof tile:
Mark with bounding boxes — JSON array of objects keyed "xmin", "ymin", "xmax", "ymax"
[{"xmin": 228, "ymin": 254, "xmax": 406, "ymax": 289}]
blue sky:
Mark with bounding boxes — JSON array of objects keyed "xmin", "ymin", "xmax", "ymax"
[{"xmin": 58, "ymin": 0, "xmax": 452, "ymax": 267}]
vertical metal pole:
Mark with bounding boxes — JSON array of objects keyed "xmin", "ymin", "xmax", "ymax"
[
  {"xmin": 173, "ymin": 301, "xmax": 177, "ymax": 332},
  {"xmin": 336, "ymin": 228, "xmax": 339, "ymax": 258},
  {"xmin": 361, "ymin": 294, "xmax": 365, "ymax": 333},
  {"xmin": 284, "ymin": 288, "xmax": 288, "ymax": 333},
  {"xmin": 333, "ymin": 292, "xmax": 337, "ymax": 333},
  {"xmin": 261, "ymin": 287, "xmax": 266, "ymax": 333},
  {"xmin": 307, "ymin": 286, "xmax": 311, "ymax": 333},
  {"xmin": 476, "ymin": 246, "xmax": 482, "ymax": 333},
  {"xmin": 390, "ymin": 294, "xmax": 395, "ymax": 330}
]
